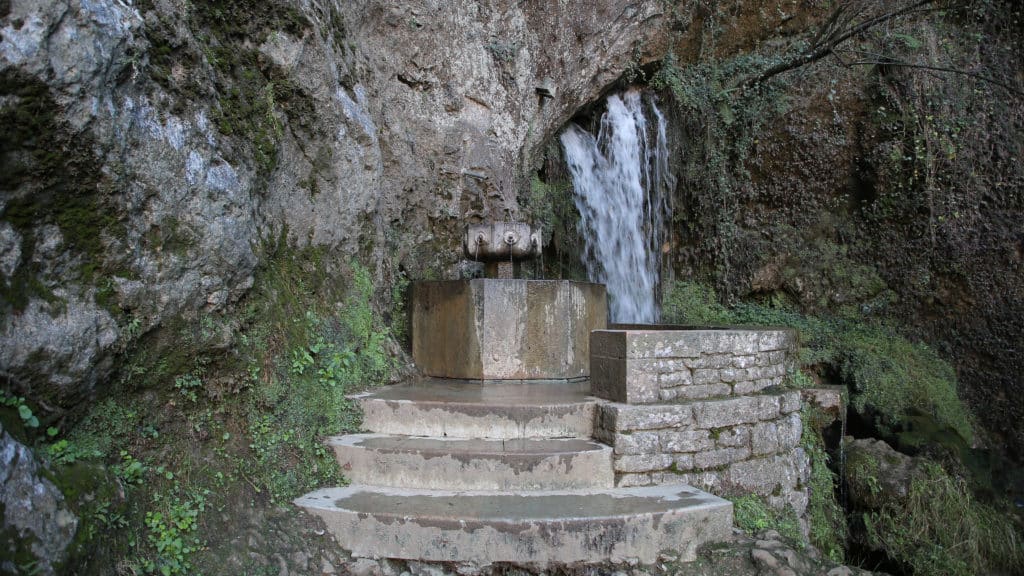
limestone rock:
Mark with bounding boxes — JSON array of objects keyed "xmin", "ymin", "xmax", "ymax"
[
  {"xmin": 844, "ymin": 438, "xmax": 926, "ymax": 511},
  {"xmin": 1, "ymin": 0, "xmax": 672, "ymax": 419},
  {"xmin": 0, "ymin": 423, "xmax": 78, "ymax": 576}
]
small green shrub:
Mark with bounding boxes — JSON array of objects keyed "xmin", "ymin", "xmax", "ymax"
[
  {"xmin": 173, "ymin": 373, "xmax": 203, "ymax": 403},
  {"xmin": 141, "ymin": 490, "xmax": 207, "ymax": 576},
  {"xmin": 729, "ymin": 494, "xmax": 802, "ymax": 543},
  {"xmin": 58, "ymin": 397, "xmax": 141, "ymax": 461},
  {"xmin": 862, "ymin": 461, "xmax": 1022, "ymax": 575},
  {"xmin": 1, "ymin": 390, "xmax": 40, "ymax": 430}
]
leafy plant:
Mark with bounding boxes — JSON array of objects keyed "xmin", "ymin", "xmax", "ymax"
[
  {"xmin": 116, "ymin": 450, "xmax": 148, "ymax": 485},
  {"xmin": 1, "ymin": 390, "xmax": 40, "ymax": 429},
  {"xmin": 728, "ymin": 494, "xmax": 802, "ymax": 543},
  {"xmin": 173, "ymin": 373, "xmax": 203, "ymax": 403},
  {"xmin": 142, "ymin": 490, "xmax": 207, "ymax": 575}
]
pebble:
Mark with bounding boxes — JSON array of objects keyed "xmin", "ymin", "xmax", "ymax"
[
  {"xmin": 349, "ymin": 558, "xmax": 382, "ymax": 576},
  {"xmin": 826, "ymin": 568, "xmax": 855, "ymax": 576},
  {"xmin": 750, "ymin": 548, "xmax": 779, "ymax": 569}
]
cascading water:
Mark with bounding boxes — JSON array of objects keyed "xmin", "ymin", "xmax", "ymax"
[{"xmin": 560, "ymin": 89, "xmax": 674, "ymax": 324}]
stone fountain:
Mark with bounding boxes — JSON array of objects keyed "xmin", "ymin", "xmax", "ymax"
[
  {"xmin": 295, "ymin": 221, "xmax": 739, "ymax": 568},
  {"xmin": 412, "ymin": 222, "xmax": 607, "ymax": 380}
]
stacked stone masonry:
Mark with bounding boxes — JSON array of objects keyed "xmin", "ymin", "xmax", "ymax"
[
  {"xmin": 591, "ymin": 328, "xmax": 796, "ymax": 404},
  {"xmin": 590, "ymin": 329, "xmax": 810, "ymax": 518}
]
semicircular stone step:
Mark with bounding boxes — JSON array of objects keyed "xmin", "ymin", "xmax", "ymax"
[
  {"xmin": 296, "ymin": 483, "xmax": 733, "ymax": 565},
  {"xmin": 329, "ymin": 434, "xmax": 614, "ymax": 490},
  {"xmin": 356, "ymin": 378, "xmax": 596, "ymax": 439}
]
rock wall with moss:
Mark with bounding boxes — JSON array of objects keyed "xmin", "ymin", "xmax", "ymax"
[{"xmin": 641, "ymin": 0, "xmax": 1023, "ymax": 460}]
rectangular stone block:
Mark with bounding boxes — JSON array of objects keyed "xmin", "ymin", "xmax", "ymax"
[
  {"xmin": 687, "ymin": 353, "xmax": 734, "ymax": 369},
  {"xmin": 591, "ymin": 330, "xmax": 627, "ymax": 358},
  {"xmin": 694, "ymin": 447, "xmax": 751, "ymax": 470},
  {"xmin": 780, "ymin": 390, "xmax": 802, "ymax": 413},
  {"xmin": 756, "ymin": 395, "xmax": 782, "ymax": 420},
  {"xmin": 615, "ymin": 453, "xmax": 675, "ymax": 473},
  {"xmin": 733, "ymin": 355, "xmax": 757, "ymax": 368},
  {"xmin": 599, "ymin": 403, "xmax": 693, "ymax": 432},
  {"xmin": 657, "ymin": 369, "xmax": 693, "ymax": 387},
  {"xmin": 673, "ymin": 454, "xmax": 694, "ymax": 471},
  {"xmin": 698, "ymin": 331, "xmax": 760, "ymax": 355},
  {"xmin": 692, "ymin": 369, "xmax": 720, "ymax": 385},
  {"xmin": 719, "ymin": 367, "xmax": 737, "ymax": 383},
  {"xmin": 612, "ymin": 431, "xmax": 662, "ymax": 455},
  {"xmin": 615, "ymin": 473, "xmax": 652, "ymax": 487},
  {"xmin": 591, "ymin": 356, "xmax": 658, "ymax": 404},
  {"xmin": 660, "ymin": 430, "xmax": 714, "ymax": 453},
  {"xmin": 636, "ymin": 333, "xmax": 703, "ymax": 359},
  {"xmin": 649, "ymin": 358, "xmax": 690, "ymax": 374},
  {"xmin": 757, "ymin": 330, "xmax": 795, "ymax": 351},
  {"xmin": 733, "ymin": 380, "xmax": 771, "ymax": 395},
  {"xmin": 693, "ymin": 396, "xmax": 764, "ymax": 429},
  {"xmin": 751, "ymin": 421, "xmax": 779, "ymax": 455},
  {"xmin": 799, "ymin": 387, "xmax": 841, "ymax": 414},
  {"xmin": 669, "ymin": 383, "xmax": 732, "ymax": 401},
  {"xmin": 716, "ymin": 426, "xmax": 750, "ymax": 448},
  {"xmin": 413, "ymin": 279, "xmax": 607, "ymax": 379},
  {"xmin": 592, "ymin": 329, "xmax": 796, "ymax": 364},
  {"xmin": 778, "ymin": 412, "xmax": 803, "ymax": 451}
]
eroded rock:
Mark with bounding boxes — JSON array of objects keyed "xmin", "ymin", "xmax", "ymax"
[{"xmin": 0, "ymin": 423, "xmax": 78, "ymax": 576}]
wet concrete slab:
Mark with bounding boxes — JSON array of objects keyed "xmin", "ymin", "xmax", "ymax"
[
  {"xmin": 357, "ymin": 379, "xmax": 599, "ymax": 439},
  {"xmin": 360, "ymin": 377, "xmax": 594, "ymax": 404},
  {"xmin": 338, "ymin": 434, "xmax": 603, "ymax": 455},
  {"xmin": 329, "ymin": 434, "xmax": 615, "ymax": 490},
  {"xmin": 296, "ymin": 483, "xmax": 732, "ymax": 565}
]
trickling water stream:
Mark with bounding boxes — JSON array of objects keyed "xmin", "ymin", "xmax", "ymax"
[{"xmin": 560, "ymin": 89, "xmax": 674, "ymax": 324}]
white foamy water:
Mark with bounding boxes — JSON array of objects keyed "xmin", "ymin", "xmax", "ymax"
[{"xmin": 560, "ymin": 89, "xmax": 674, "ymax": 323}]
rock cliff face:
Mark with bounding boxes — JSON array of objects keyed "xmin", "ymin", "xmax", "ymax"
[
  {"xmin": 2, "ymin": 0, "xmax": 1022, "ymax": 461},
  {"xmin": 0, "ymin": 0, "xmax": 672, "ymax": 416}
]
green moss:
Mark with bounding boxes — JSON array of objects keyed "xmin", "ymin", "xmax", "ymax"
[
  {"xmin": 0, "ymin": 69, "xmax": 125, "ymax": 317},
  {"xmin": 728, "ymin": 494, "xmax": 802, "ymax": 543},
  {"xmin": 662, "ymin": 280, "xmax": 975, "ymax": 445},
  {"xmin": 238, "ymin": 242, "xmax": 392, "ymax": 502},
  {"xmin": 522, "ymin": 149, "xmax": 588, "ymax": 281},
  {"xmin": 839, "ymin": 324, "xmax": 973, "ymax": 442},
  {"xmin": 801, "ymin": 407, "xmax": 847, "ymax": 563},
  {"xmin": 861, "ymin": 460, "xmax": 1023, "ymax": 575}
]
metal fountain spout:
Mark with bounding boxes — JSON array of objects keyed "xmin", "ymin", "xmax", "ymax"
[{"xmin": 463, "ymin": 222, "xmax": 542, "ymax": 279}]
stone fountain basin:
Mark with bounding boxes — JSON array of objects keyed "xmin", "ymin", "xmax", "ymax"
[{"xmin": 412, "ymin": 279, "xmax": 607, "ymax": 380}]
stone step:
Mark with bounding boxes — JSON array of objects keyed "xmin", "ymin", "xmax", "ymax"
[
  {"xmin": 295, "ymin": 483, "xmax": 733, "ymax": 565},
  {"xmin": 329, "ymin": 434, "xmax": 614, "ymax": 490},
  {"xmin": 357, "ymin": 378, "xmax": 596, "ymax": 439}
]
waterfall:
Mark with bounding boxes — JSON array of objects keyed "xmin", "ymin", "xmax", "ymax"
[{"xmin": 560, "ymin": 89, "xmax": 674, "ymax": 324}]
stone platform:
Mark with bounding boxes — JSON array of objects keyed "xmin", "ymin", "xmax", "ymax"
[
  {"xmin": 297, "ymin": 483, "xmax": 730, "ymax": 565},
  {"xmin": 297, "ymin": 379, "xmax": 733, "ymax": 566}
]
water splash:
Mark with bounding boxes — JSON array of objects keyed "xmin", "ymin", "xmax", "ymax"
[{"xmin": 560, "ymin": 89, "xmax": 674, "ymax": 323}]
